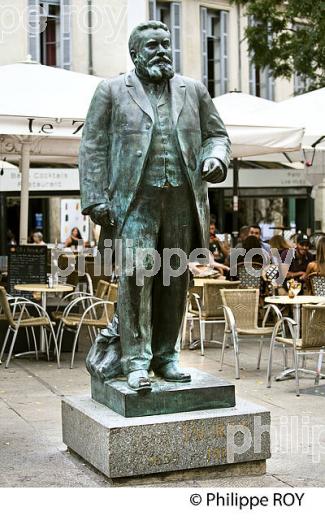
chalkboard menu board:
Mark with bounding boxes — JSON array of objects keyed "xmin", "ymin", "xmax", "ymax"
[{"xmin": 8, "ymin": 245, "xmax": 48, "ymax": 296}]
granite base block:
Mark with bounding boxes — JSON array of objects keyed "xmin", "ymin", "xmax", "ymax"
[
  {"xmin": 91, "ymin": 368, "xmax": 236, "ymax": 417},
  {"xmin": 62, "ymin": 396, "xmax": 271, "ymax": 479}
]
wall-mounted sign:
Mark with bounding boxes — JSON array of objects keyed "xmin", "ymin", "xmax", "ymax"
[
  {"xmin": 0, "ymin": 168, "xmax": 80, "ymax": 192},
  {"xmin": 0, "ymin": 116, "xmax": 84, "ymax": 138},
  {"xmin": 209, "ymin": 168, "xmax": 310, "ymax": 189}
]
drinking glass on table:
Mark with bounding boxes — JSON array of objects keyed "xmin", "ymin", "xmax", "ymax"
[{"xmin": 287, "ymin": 278, "xmax": 302, "ymax": 298}]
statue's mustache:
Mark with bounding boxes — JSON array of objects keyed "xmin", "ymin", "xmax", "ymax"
[{"xmin": 148, "ymin": 55, "xmax": 172, "ymax": 66}]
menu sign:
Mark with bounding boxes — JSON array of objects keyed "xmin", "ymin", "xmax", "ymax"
[{"xmin": 8, "ymin": 245, "xmax": 47, "ymax": 296}]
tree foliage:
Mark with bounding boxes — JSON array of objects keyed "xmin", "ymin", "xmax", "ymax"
[{"xmin": 232, "ymin": 0, "xmax": 325, "ymax": 91}]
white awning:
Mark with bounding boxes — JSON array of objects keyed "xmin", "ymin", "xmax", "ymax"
[{"xmin": 213, "ymin": 92, "xmax": 304, "ymax": 158}]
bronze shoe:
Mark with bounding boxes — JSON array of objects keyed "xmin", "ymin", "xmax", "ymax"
[
  {"xmin": 127, "ymin": 369, "xmax": 152, "ymax": 393},
  {"xmin": 155, "ymin": 363, "xmax": 191, "ymax": 383}
]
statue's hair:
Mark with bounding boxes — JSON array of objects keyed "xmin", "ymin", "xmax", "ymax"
[{"xmin": 128, "ymin": 20, "xmax": 170, "ymax": 55}]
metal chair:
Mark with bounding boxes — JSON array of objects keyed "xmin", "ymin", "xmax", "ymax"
[
  {"xmin": 219, "ymin": 288, "xmax": 281, "ymax": 378},
  {"xmin": 56, "ymin": 295, "xmax": 116, "ymax": 368},
  {"xmin": 181, "ymin": 286, "xmax": 203, "ymax": 352},
  {"xmin": 52, "ymin": 279, "xmax": 111, "ymax": 321},
  {"xmin": 267, "ymin": 304, "xmax": 325, "ymax": 396},
  {"xmin": 0, "ymin": 286, "xmax": 60, "ymax": 368}
]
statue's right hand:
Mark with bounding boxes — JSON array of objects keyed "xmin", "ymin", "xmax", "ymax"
[{"xmin": 89, "ymin": 203, "xmax": 113, "ymax": 226}]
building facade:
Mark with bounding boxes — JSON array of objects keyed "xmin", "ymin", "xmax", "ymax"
[{"xmin": 0, "ymin": 0, "xmax": 322, "ymax": 241}]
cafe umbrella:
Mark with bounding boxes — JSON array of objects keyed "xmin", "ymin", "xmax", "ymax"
[
  {"xmin": 0, "ymin": 58, "xmax": 103, "ymax": 244},
  {"xmin": 213, "ymin": 92, "xmax": 305, "ymax": 238}
]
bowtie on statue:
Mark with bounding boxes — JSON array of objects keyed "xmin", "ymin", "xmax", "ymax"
[{"xmin": 202, "ymin": 158, "xmax": 225, "ymax": 183}]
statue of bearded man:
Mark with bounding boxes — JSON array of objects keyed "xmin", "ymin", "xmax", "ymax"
[{"xmin": 79, "ymin": 21, "xmax": 231, "ymax": 392}]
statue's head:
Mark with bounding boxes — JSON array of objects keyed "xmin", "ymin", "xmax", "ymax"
[{"xmin": 128, "ymin": 21, "xmax": 174, "ymax": 83}]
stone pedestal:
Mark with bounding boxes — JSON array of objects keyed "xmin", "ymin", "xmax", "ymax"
[
  {"xmin": 62, "ymin": 395, "xmax": 270, "ymax": 479},
  {"xmin": 91, "ymin": 368, "xmax": 235, "ymax": 417}
]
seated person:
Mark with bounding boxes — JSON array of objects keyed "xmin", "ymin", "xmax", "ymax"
[
  {"xmin": 282, "ymin": 235, "xmax": 314, "ymax": 283},
  {"xmin": 64, "ymin": 227, "xmax": 83, "ymax": 248},
  {"xmin": 304, "ymin": 236, "xmax": 325, "ymax": 292},
  {"xmin": 31, "ymin": 231, "xmax": 46, "ymax": 245},
  {"xmin": 236, "ymin": 236, "xmax": 266, "ymax": 267},
  {"xmin": 247, "ymin": 224, "xmax": 271, "ymax": 255},
  {"xmin": 269, "ymin": 235, "xmax": 292, "ymax": 257},
  {"xmin": 209, "ymin": 222, "xmax": 230, "ymax": 263}
]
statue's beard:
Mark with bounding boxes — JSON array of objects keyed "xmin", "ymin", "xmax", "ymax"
[{"xmin": 135, "ymin": 54, "xmax": 175, "ymax": 83}]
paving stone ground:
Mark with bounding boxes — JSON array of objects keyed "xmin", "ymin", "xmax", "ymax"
[{"xmin": 1, "ymin": 323, "xmax": 325, "ymax": 487}]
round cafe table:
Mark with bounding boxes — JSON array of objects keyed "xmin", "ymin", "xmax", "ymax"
[
  {"xmin": 14, "ymin": 283, "xmax": 74, "ymax": 354},
  {"xmin": 265, "ymin": 295, "xmax": 325, "ymax": 381},
  {"xmin": 193, "ymin": 278, "xmax": 236, "ymax": 287},
  {"xmin": 265, "ymin": 295, "xmax": 325, "ymax": 333}
]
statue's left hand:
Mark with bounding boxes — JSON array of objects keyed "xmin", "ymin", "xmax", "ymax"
[
  {"xmin": 89, "ymin": 203, "xmax": 113, "ymax": 226},
  {"xmin": 202, "ymin": 158, "xmax": 225, "ymax": 183}
]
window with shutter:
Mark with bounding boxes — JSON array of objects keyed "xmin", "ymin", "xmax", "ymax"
[
  {"xmin": 154, "ymin": 2, "xmax": 182, "ymax": 74},
  {"xmin": 201, "ymin": 8, "xmax": 229, "ymax": 97},
  {"xmin": 28, "ymin": 1, "xmax": 71, "ymax": 69},
  {"xmin": 248, "ymin": 15, "xmax": 274, "ymax": 99},
  {"xmin": 39, "ymin": 1, "xmax": 60, "ymax": 66}
]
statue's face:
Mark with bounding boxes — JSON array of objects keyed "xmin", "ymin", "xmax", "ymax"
[{"xmin": 132, "ymin": 28, "xmax": 174, "ymax": 82}]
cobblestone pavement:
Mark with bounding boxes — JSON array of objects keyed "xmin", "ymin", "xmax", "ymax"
[{"xmin": 1, "ymin": 324, "xmax": 325, "ymax": 487}]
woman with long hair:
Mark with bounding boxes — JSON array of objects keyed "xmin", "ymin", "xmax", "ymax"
[
  {"xmin": 269, "ymin": 235, "xmax": 292, "ymax": 255},
  {"xmin": 64, "ymin": 227, "xmax": 83, "ymax": 248},
  {"xmin": 305, "ymin": 236, "xmax": 325, "ymax": 277}
]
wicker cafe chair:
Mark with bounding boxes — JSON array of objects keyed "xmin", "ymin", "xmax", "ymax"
[
  {"xmin": 56, "ymin": 295, "xmax": 116, "ymax": 368},
  {"xmin": 267, "ymin": 304, "xmax": 325, "ymax": 396},
  {"xmin": 187, "ymin": 281, "xmax": 241, "ymax": 355},
  {"xmin": 219, "ymin": 288, "xmax": 280, "ymax": 379},
  {"xmin": 0, "ymin": 293, "xmax": 41, "ymax": 358},
  {"xmin": 308, "ymin": 273, "xmax": 325, "ymax": 296},
  {"xmin": 0, "ymin": 286, "xmax": 60, "ymax": 368},
  {"xmin": 237, "ymin": 262, "xmax": 264, "ymax": 289}
]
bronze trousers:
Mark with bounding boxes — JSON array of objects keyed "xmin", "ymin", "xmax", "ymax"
[{"xmin": 117, "ymin": 182, "xmax": 196, "ymax": 374}]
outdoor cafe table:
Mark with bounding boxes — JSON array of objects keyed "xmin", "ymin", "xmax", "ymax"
[
  {"xmin": 193, "ymin": 278, "xmax": 235, "ymax": 287},
  {"xmin": 265, "ymin": 295, "xmax": 325, "ymax": 332},
  {"xmin": 14, "ymin": 283, "xmax": 74, "ymax": 354},
  {"xmin": 265, "ymin": 295, "xmax": 325, "ymax": 381}
]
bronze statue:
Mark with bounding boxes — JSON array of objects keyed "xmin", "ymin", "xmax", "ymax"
[{"xmin": 79, "ymin": 21, "xmax": 231, "ymax": 393}]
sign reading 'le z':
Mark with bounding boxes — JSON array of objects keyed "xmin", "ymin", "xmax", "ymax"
[{"xmin": 27, "ymin": 118, "xmax": 85, "ymax": 135}]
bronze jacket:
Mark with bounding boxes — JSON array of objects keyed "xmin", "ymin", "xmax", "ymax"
[{"xmin": 79, "ymin": 69, "xmax": 231, "ymax": 250}]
